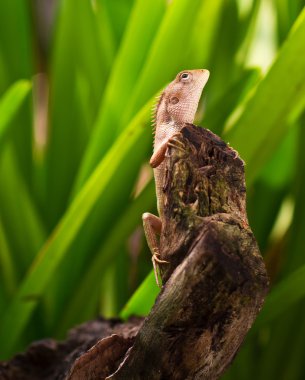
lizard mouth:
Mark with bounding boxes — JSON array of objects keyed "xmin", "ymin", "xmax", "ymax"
[{"xmin": 199, "ymin": 69, "xmax": 210, "ymax": 88}]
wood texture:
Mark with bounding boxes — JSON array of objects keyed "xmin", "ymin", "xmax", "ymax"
[
  {"xmin": 0, "ymin": 125, "xmax": 269, "ymax": 380},
  {"xmin": 108, "ymin": 124, "xmax": 269, "ymax": 379}
]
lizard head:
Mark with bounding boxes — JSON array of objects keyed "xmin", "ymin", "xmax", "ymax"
[{"xmin": 154, "ymin": 69, "xmax": 210, "ymax": 126}]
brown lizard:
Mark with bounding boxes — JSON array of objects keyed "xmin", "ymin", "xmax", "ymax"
[{"xmin": 142, "ymin": 69, "xmax": 210, "ymax": 286}]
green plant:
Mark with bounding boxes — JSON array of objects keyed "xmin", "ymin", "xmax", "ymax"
[{"xmin": 1, "ymin": 1, "xmax": 305, "ymax": 378}]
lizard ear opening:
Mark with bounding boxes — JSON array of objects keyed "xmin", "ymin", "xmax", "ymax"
[{"xmin": 170, "ymin": 97, "xmax": 179, "ymax": 104}]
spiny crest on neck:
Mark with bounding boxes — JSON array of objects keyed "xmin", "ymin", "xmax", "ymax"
[{"xmin": 151, "ymin": 91, "xmax": 165, "ymax": 133}]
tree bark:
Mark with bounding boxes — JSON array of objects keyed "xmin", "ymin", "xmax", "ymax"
[{"xmin": 0, "ymin": 125, "xmax": 269, "ymax": 380}]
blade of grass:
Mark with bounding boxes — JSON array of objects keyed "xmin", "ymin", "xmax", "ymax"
[
  {"xmin": 202, "ymin": 68, "xmax": 261, "ymax": 134},
  {"xmin": 0, "ymin": 2, "xmax": 34, "ymax": 188},
  {"xmin": 0, "ymin": 98, "xmax": 152, "ymax": 358},
  {"xmin": 236, "ymin": 0, "xmax": 262, "ymax": 65},
  {"xmin": 275, "ymin": 0, "xmax": 304, "ymax": 43},
  {"xmin": 255, "ymin": 118, "xmax": 304, "ymax": 380},
  {"xmin": 0, "ymin": 2, "xmax": 33, "ymax": 91},
  {"xmin": 73, "ymin": 0, "xmax": 166, "ymax": 193},
  {"xmin": 45, "ymin": 0, "xmax": 112, "ymax": 227},
  {"xmin": 205, "ymin": 0, "xmax": 241, "ymax": 105},
  {"xmin": 44, "ymin": 93, "xmax": 154, "ymax": 332},
  {"xmin": 0, "ymin": 145, "xmax": 46, "ymax": 277},
  {"xmin": 280, "ymin": 315, "xmax": 305, "ymax": 380},
  {"xmin": 121, "ymin": 0, "xmax": 205, "ymax": 126},
  {"xmin": 0, "ymin": 80, "xmax": 31, "ymax": 146},
  {"xmin": 100, "ymin": 0, "xmax": 135, "ymax": 46},
  {"xmin": 247, "ymin": 121, "xmax": 304, "ymax": 380},
  {"xmin": 57, "ymin": 180, "xmax": 155, "ymax": 335},
  {"xmin": 233, "ymin": 17, "xmax": 304, "ymax": 368},
  {"xmin": 259, "ymin": 125, "xmax": 297, "ymax": 188},
  {"xmin": 265, "ymin": 116, "xmax": 305, "ymax": 380},
  {"xmin": 183, "ymin": 0, "xmax": 225, "ymax": 68},
  {"xmin": 254, "ymin": 264, "xmax": 305, "ymax": 330},
  {"xmin": 0, "ymin": 219, "xmax": 17, "ymax": 302},
  {"xmin": 247, "ymin": 181, "xmax": 288, "ymax": 251},
  {"xmin": 0, "ymin": 80, "xmax": 43, "ymax": 277},
  {"xmin": 246, "ymin": 127, "xmax": 296, "ymax": 251},
  {"xmin": 120, "ymin": 271, "xmax": 158, "ymax": 320},
  {"xmin": 94, "ymin": 0, "xmax": 120, "ymax": 68},
  {"xmin": 225, "ymin": 341, "xmax": 257, "ymax": 380},
  {"xmin": 225, "ymin": 7, "xmax": 305, "ymax": 184},
  {"xmin": 99, "ymin": 264, "xmax": 118, "ymax": 319}
]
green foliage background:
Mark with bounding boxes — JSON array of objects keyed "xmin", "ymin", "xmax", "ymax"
[{"xmin": 1, "ymin": 0, "xmax": 305, "ymax": 378}]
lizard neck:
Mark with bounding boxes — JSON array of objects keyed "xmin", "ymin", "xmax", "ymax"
[{"xmin": 154, "ymin": 121, "xmax": 183, "ymax": 152}]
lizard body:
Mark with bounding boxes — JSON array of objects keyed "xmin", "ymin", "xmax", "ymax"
[{"xmin": 143, "ymin": 69, "xmax": 210, "ymax": 285}]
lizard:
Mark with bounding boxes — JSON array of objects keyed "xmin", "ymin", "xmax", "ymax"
[{"xmin": 142, "ymin": 69, "xmax": 210, "ymax": 286}]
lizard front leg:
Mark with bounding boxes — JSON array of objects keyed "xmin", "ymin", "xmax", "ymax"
[
  {"xmin": 150, "ymin": 141, "xmax": 168, "ymax": 168},
  {"xmin": 142, "ymin": 212, "xmax": 168, "ymax": 287},
  {"xmin": 150, "ymin": 133, "xmax": 185, "ymax": 168}
]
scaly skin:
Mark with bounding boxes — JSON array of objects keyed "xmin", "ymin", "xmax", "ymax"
[{"xmin": 142, "ymin": 69, "xmax": 210, "ymax": 286}]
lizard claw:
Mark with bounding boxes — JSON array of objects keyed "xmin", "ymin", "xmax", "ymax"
[
  {"xmin": 231, "ymin": 148, "xmax": 239, "ymax": 159},
  {"xmin": 167, "ymin": 134, "xmax": 187, "ymax": 154},
  {"xmin": 153, "ymin": 254, "xmax": 169, "ymax": 264},
  {"xmin": 152, "ymin": 249, "xmax": 169, "ymax": 288}
]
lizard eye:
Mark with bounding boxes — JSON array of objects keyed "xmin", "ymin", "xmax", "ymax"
[{"xmin": 180, "ymin": 72, "xmax": 191, "ymax": 82}]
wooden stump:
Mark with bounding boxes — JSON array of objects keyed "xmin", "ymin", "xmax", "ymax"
[{"xmin": 0, "ymin": 125, "xmax": 269, "ymax": 380}]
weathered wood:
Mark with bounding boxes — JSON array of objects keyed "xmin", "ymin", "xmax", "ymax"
[
  {"xmin": 0, "ymin": 318, "xmax": 142, "ymax": 380},
  {"xmin": 108, "ymin": 124, "xmax": 269, "ymax": 379},
  {"xmin": 160, "ymin": 124, "xmax": 249, "ymax": 282},
  {"xmin": 0, "ymin": 125, "xmax": 268, "ymax": 380}
]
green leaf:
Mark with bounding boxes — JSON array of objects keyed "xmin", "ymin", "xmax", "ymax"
[
  {"xmin": 74, "ymin": 0, "xmax": 166, "ymax": 192},
  {"xmin": 254, "ymin": 118, "xmax": 305, "ymax": 380},
  {"xmin": 0, "ymin": 2, "xmax": 33, "ymax": 91},
  {"xmin": 0, "ymin": 219, "xmax": 17, "ymax": 303},
  {"xmin": 259, "ymin": 125, "xmax": 297, "ymax": 187},
  {"xmin": 0, "ymin": 2, "xmax": 33, "ymax": 187},
  {"xmin": 246, "ymin": 180, "xmax": 287, "ymax": 251},
  {"xmin": 0, "ymin": 145, "xmax": 46, "ymax": 277},
  {"xmin": 0, "ymin": 80, "xmax": 31, "ymax": 146},
  {"xmin": 203, "ymin": 68, "xmax": 261, "ymax": 134},
  {"xmin": 120, "ymin": 271, "xmax": 159, "ymax": 320},
  {"xmin": 57, "ymin": 181, "xmax": 155, "ymax": 335},
  {"xmin": 254, "ymin": 264, "xmax": 305, "ymax": 329},
  {"xmin": 205, "ymin": 0, "xmax": 241, "ymax": 105},
  {"xmin": 0, "ymin": 99, "xmax": 152, "ymax": 358},
  {"xmin": 186, "ymin": 0, "xmax": 226, "ymax": 68},
  {"xmin": 121, "ymin": 0, "xmax": 204, "ymax": 125},
  {"xmin": 99, "ymin": 0, "xmax": 135, "ymax": 46},
  {"xmin": 225, "ymin": 7, "xmax": 305, "ymax": 184},
  {"xmin": 45, "ymin": 0, "xmax": 114, "ymax": 227},
  {"xmin": 94, "ymin": 0, "xmax": 117, "ymax": 70},
  {"xmin": 275, "ymin": 0, "xmax": 304, "ymax": 43}
]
